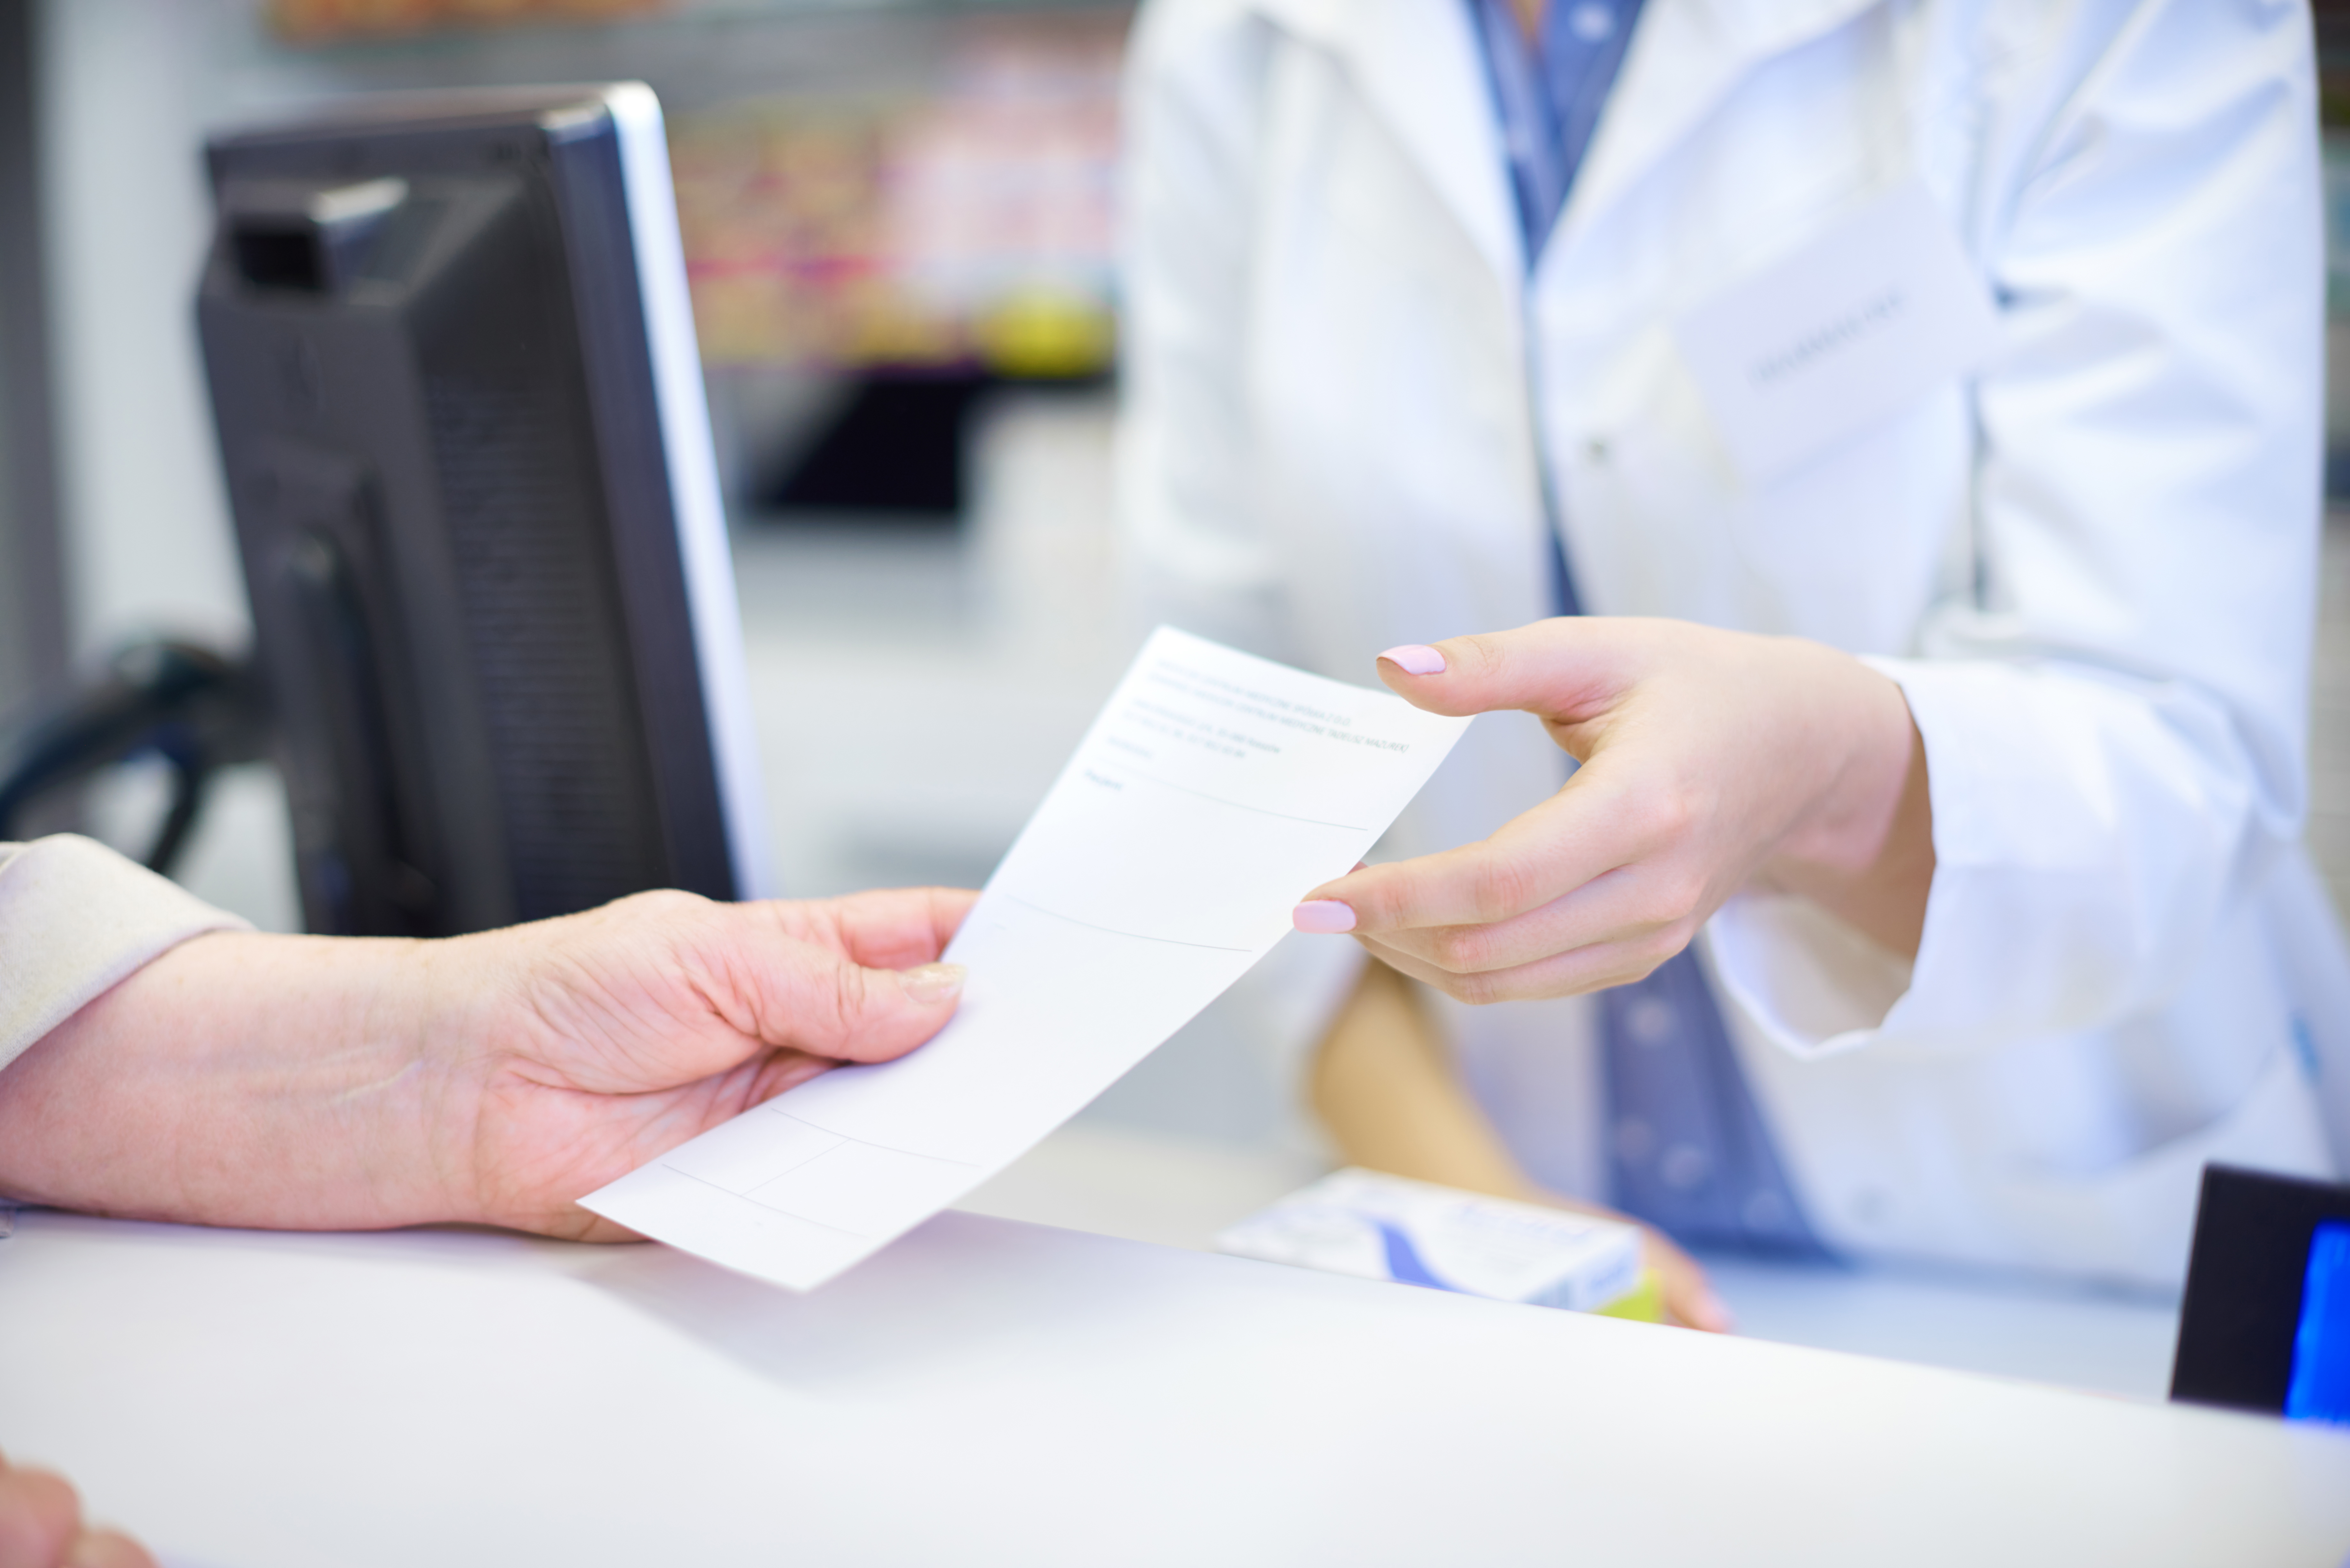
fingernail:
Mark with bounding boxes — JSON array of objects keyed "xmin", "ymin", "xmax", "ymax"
[
  {"xmin": 1292, "ymin": 900, "xmax": 1357, "ymax": 934},
  {"xmin": 899, "ymin": 962, "xmax": 966, "ymax": 1004},
  {"xmin": 1694, "ymin": 1291, "xmax": 1736, "ymax": 1333},
  {"xmin": 1377, "ymin": 644, "xmax": 1446, "ymax": 676}
]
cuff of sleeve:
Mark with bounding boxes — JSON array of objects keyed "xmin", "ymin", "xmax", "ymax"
[
  {"xmin": 0, "ymin": 834, "xmax": 250, "ymax": 1073},
  {"xmin": 1865, "ymin": 653, "xmax": 2236, "ymax": 1047},
  {"xmin": 1715, "ymin": 652, "xmax": 2244, "ymax": 1063},
  {"xmin": 1704, "ymin": 891, "xmax": 1915, "ymax": 1061}
]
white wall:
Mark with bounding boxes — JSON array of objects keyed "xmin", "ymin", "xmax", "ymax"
[
  {"xmin": 38, "ymin": 0, "xmax": 326, "ymax": 658},
  {"xmin": 37, "ymin": 0, "xmax": 330, "ymax": 927}
]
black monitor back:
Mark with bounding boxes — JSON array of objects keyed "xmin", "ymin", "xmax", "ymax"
[{"xmin": 198, "ymin": 85, "xmax": 770, "ymax": 936}]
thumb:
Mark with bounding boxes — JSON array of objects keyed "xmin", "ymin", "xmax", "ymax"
[
  {"xmin": 0, "ymin": 1462, "xmax": 81, "ymax": 1567},
  {"xmin": 1373, "ymin": 618, "xmax": 1647, "ymax": 723},
  {"xmin": 762, "ymin": 950, "xmax": 967, "ymax": 1065}
]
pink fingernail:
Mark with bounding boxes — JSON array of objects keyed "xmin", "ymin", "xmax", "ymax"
[
  {"xmin": 1378, "ymin": 645, "xmax": 1446, "ymax": 676},
  {"xmin": 1292, "ymin": 900, "xmax": 1357, "ymax": 934}
]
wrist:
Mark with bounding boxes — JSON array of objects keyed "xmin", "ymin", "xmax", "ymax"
[
  {"xmin": 1756, "ymin": 650, "xmax": 1935, "ymax": 957},
  {"xmin": 334, "ymin": 932, "xmax": 481, "ymax": 1228},
  {"xmin": 1770, "ymin": 649, "xmax": 1920, "ymax": 875},
  {"xmin": 400, "ymin": 926, "xmax": 534, "ymax": 1229}
]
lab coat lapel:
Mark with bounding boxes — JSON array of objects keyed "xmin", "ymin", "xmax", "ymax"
[
  {"xmin": 1249, "ymin": 0, "xmax": 1525, "ymax": 291},
  {"xmin": 1557, "ymin": 0, "xmax": 1889, "ymax": 249}
]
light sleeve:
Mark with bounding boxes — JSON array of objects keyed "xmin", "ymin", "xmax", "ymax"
[
  {"xmin": 1709, "ymin": 0, "xmax": 2322, "ymax": 1058},
  {"xmin": 1118, "ymin": 0, "xmax": 1300, "ymax": 664},
  {"xmin": 0, "ymin": 834, "xmax": 249, "ymax": 1074},
  {"xmin": 1120, "ymin": 0, "xmax": 1374, "ymax": 1086}
]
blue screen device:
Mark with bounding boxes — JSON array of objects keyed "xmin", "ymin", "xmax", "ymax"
[
  {"xmin": 2285, "ymin": 1220, "xmax": 2350, "ymax": 1425},
  {"xmin": 2172, "ymin": 1165, "xmax": 2350, "ymax": 1422}
]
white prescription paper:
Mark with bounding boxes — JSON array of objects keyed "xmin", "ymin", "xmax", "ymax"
[{"xmin": 580, "ymin": 628, "xmax": 1472, "ymax": 1290}]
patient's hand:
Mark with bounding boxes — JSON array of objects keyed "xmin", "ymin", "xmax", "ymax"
[
  {"xmin": 0, "ymin": 1451, "xmax": 154, "ymax": 1568},
  {"xmin": 431, "ymin": 886, "xmax": 974, "ymax": 1238},
  {"xmin": 0, "ymin": 887, "xmax": 974, "ymax": 1239}
]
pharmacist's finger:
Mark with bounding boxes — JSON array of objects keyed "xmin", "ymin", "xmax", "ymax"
[
  {"xmin": 1646, "ymin": 1231, "xmax": 1733, "ymax": 1334},
  {"xmin": 1351, "ymin": 928, "xmax": 1661, "ymax": 1005}
]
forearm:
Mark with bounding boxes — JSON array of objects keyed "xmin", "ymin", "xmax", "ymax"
[
  {"xmin": 0, "ymin": 931, "xmax": 459, "ymax": 1230},
  {"xmin": 0, "ymin": 886, "xmax": 977, "ymax": 1242},
  {"xmin": 1310, "ymin": 960, "xmax": 1732, "ymax": 1330},
  {"xmin": 1310, "ymin": 961, "xmax": 1535, "ymax": 1197}
]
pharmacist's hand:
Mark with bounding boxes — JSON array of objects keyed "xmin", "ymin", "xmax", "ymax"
[
  {"xmin": 0, "ymin": 882, "xmax": 974, "ymax": 1240},
  {"xmin": 435, "ymin": 886, "xmax": 978, "ymax": 1239},
  {"xmin": 1574, "ymin": 1201, "xmax": 1733, "ymax": 1334},
  {"xmin": 0, "ymin": 1451, "xmax": 155, "ymax": 1568},
  {"xmin": 1292, "ymin": 619, "xmax": 1929, "ymax": 1001},
  {"xmin": 1310, "ymin": 957, "xmax": 1733, "ymax": 1332},
  {"xmin": 1649, "ymin": 1227, "xmax": 1731, "ymax": 1333}
]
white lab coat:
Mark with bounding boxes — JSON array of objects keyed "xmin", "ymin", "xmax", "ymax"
[{"xmin": 1120, "ymin": 0, "xmax": 2350, "ymax": 1287}]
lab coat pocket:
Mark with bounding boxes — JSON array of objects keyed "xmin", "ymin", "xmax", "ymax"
[
  {"xmin": 1556, "ymin": 185, "xmax": 1987, "ymax": 635},
  {"xmin": 1561, "ymin": 347, "xmax": 1966, "ymax": 649},
  {"xmin": 1672, "ymin": 180, "xmax": 1996, "ymax": 488},
  {"xmin": 1720, "ymin": 393, "xmax": 1972, "ymax": 652}
]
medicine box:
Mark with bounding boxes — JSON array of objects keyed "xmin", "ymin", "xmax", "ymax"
[{"xmin": 1216, "ymin": 1168, "xmax": 1646, "ymax": 1314}]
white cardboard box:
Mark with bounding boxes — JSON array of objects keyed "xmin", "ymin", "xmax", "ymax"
[{"xmin": 1216, "ymin": 1168, "xmax": 1643, "ymax": 1313}]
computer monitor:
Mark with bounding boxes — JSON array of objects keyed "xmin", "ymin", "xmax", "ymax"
[{"xmin": 197, "ymin": 84, "xmax": 771, "ymax": 937}]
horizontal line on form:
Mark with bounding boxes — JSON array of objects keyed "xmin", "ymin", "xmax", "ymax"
[
  {"xmin": 766, "ymin": 1110, "xmax": 982, "ymax": 1169},
  {"xmin": 996, "ymin": 892, "xmax": 1256, "ymax": 954},
  {"xmin": 654, "ymin": 1162, "xmax": 875, "ymax": 1238},
  {"xmin": 1101, "ymin": 757, "xmax": 1372, "ymax": 833}
]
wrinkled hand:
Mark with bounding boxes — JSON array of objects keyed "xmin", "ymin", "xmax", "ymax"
[
  {"xmin": 427, "ymin": 887, "xmax": 977, "ymax": 1238},
  {"xmin": 1292, "ymin": 619, "xmax": 1928, "ymax": 1002},
  {"xmin": 0, "ymin": 1451, "xmax": 153, "ymax": 1568},
  {"xmin": 0, "ymin": 887, "xmax": 976, "ymax": 1238}
]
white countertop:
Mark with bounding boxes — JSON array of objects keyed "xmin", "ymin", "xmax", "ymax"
[{"xmin": 4, "ymin": 1200, "xmax": 2343, "ymax": 1568}]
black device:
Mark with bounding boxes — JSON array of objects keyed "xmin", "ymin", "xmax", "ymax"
[
  {"xmin": 0, "ymin": 640, "xmax": 269, "ymax": 874},
  {"xmin": 2170, "ymin": 1164, "xmax": 2350, "ymax": 1423},
  {"xmin": 195, "ymin": 84, "xmax": 769, "ymax": 937}
]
